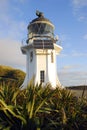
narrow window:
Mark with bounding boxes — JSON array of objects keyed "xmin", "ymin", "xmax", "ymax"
[
  {"xmin": 40, "ymin": 71, "xmax": 45, "ymax": 83},
  {"xmin": 51, "ymin": 51, "xmax": 54, "ymax": 63},
  {"xmin": 30, "ymin": 51, "xmax": 33, "ymax": 62}
]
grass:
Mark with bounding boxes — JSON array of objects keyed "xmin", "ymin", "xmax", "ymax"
[
  {"xmin": 0, "ymin": 65, "xmax": 25, "ymax": 87},
  {"xmin": 66, "ymin": 86, "xmax": 87, "ymax": 99},
  {"xmin": 0, "ymin": 65, "xmax": 87, "ymax": 129},
  {"xmin": 71, "ymin": 89, "xmax": 87, "ymax": 98}
]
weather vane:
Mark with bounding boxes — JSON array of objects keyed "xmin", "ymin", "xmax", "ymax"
[{"xmin": 36, "ymin": 10, "xmax": 44, "ymax": 17}]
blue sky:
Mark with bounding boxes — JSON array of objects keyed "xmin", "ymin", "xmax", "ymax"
[{"xmin": 0, "ymin": 0, "xmax": 87, "ymax": 86}]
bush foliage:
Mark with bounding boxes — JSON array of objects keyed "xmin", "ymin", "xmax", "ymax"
[
  {"xmin": 0, "ymin": 65, "xmax": 25, "ymax": 88},
  {"xmin": 0, "ymin": 81, "xmax": 87, "ymax": 130}
]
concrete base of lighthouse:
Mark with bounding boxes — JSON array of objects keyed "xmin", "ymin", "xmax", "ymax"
[{"xmin": 21, "ymin": 74, "xmax": 62, "ymax": 89}]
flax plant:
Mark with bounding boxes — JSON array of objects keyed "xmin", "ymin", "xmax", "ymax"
[
  {"xmin": 0, "ymin": 82, "xmax": 54, "ymax": 129},
  {"xmin": 0, "ymin": 82, "xmax": 87, "ymax": 130}
]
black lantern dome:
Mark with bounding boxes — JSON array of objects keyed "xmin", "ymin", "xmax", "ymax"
[{"xmin": 27, "ymin": 11, "xmax": 54, "ymax": 42}]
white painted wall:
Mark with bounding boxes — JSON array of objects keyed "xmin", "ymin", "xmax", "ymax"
[
  {"xmin": 35, "ymin": 49, "xmax": 60, "ymax": 87},
  {"xmin": 21, "ymin": 48, "xmax": 36, "ymax": 88},
  {"xmin": 35, "ymin": 50, "xmax": 47, "ymax": 85},
  {"xmin": 21, "ymin": 43, "xmax": 62, "ymax": 88},
  {"xmin": 47, "ymin": 50, "xmax": 56, "ymax": 87}
]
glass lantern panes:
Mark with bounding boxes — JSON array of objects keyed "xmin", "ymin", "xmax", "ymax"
[{"xmin": 29, "ymin": 22, "xmax": 54, "ymax": 38}]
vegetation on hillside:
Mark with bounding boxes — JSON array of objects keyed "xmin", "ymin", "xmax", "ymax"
[
  {"xmin": 0, "ymin": 81, "xmax": 87, "ymax": 130},
  {"xmin": 0, "ymin": 65, "xmax": 25, "ymax": 87},
  {"xmin": 66, "ymin": 85, "xmax": 87, "ymax": 90},
  {"xmin": 0, "ymin": 65, "xmax": 87, "ymax": 129},
  {"xmin": 66, "ymin": 86, "xmax": 87, "ymax": 99}
]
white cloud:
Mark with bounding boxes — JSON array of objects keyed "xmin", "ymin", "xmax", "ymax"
[
  {"xmin": 19, "ymin": 0, "xmax": 27, "ymax": 3},
  {"xmin": 0, "ymin": 0, "xmax": 9, "ymax": 12},
  {"xmin": 78, "ymin": 16, "xmax": 86, "ymax": 21},
  {"xmin": 72, "ymin": 0, "xmax": 87, "ymax": 8},
  {"xmin": 13, "ymin": 0, "xmax": 27, "ymax": 4},
  {"xmin": 59, "ymin": 50, "xmax": 87, "ymax": 58},
  {"xmin": 59, "ymin": 53, "xmax": 68, "ymax": 57},
  {"xmin": 0, "ymin": 0, "xmax": 27, "ymax": 40},
  {"xmin": 0, "ymin": 16, "xmax": 27, "ymax": 41},
  {"xmin": 72, "ymin": 51, "xmax": 87, "ymax": 57},
  {"xmin": 0, "ymin": 0, "xmax": 27, "ymax": 71},
  {"xmin": 71, "ymin": 0, "xmax": 87, "ymax": 22},
  {"xmin": 62, "ymin": 64, "xmax": 80, "ymax": 72},
  {"xmin": 59, "ymin": 71, "xmax": 87, "ymax": 86},
  {"xmin": 63, "ymin": 65, "xmax": 75, "ymax": 70},
  {"xmin": 0, "ymin": 39, "xmax": 26, "ymax": 69},
  {"xmin": 83, "ymin": 34, "xmax": 87, "ymax": 40}
]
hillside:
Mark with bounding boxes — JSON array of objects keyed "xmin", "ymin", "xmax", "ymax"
[
  {"xmin": 0, "ymin": 65, "xmax": 26, "ymax": 87},
  {"xmin": 66, "ymin": 85, "xmax": 87, "ymax": 90},
  {"xmin": 66, "ymin": 85, "xmax": 87, "ymax": 98}
]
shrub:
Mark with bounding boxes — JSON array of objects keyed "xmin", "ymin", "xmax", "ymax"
[{"xmin": 0, "ymin": 82, "xmax": 87, "ymax": 130}]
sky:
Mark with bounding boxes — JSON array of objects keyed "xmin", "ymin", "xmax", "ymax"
[{"xmin": 0, "ymin": 0, "xmax": 87, "ymax": 86}]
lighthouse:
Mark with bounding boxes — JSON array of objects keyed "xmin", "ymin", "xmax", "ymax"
[{"xmin": 21, "ymin": 11, "xmax": 62, "ymax": 88}]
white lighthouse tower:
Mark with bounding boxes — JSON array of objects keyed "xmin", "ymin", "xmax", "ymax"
[{"xmin": 21, "ymin": 11, "xmax": 62, "ymax": 88}]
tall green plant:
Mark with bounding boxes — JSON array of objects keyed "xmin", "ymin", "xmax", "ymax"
[
  {"xmin": 0, "ymin": 82, "xmax": 87, "ymax": 130},
  {"xmin": 41, "ymin": 88, "xmax": 87, "ymax": 130},
  {"xmin": 0, "ymin": 82, "xmax": 54, "ymax": 129}
]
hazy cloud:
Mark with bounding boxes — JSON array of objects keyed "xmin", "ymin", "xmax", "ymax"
[
  {"xmin": 13, "ymin": 0, "xmax": 27, "ymax": 4},
  {"xmin": 62, "ymin": 64, "xmax": 80, "ymax": 71},
  {"xmin": 83, "ymin": 34, "xmax": 87, "ymax": 40},
  {"xmin": 72, "ymin": 0, "xmax": 87, "ymax": 8},
  {"xmin": 0, "ymin": 38, "xmax": 26, "ymax": 69},
  {"xmin": 0, "ymin": 17, "xmax": 27, "ymax": 40},
  {"xmin": 0, "ymin": 0, "xmax": 27, "ymax": 40},
  {"xmin": 71, "ymin": 0, "xmax": 87, "ymax": 22},
  {"xmin": 0, "ymin": 0, "xmax": 9, "ymax": 11},
  {"xmin": 19, "ymin": 0, "xmax": 27, "ymax": 3},
  {"xmin": 59, "ymin": 53, "xmax": 68, "ymax": 58},
  {"xmin": 59, "ymin": 50, "xmax": 87, "ymax": 58},
  {"xmin": 71, "ymin": 51, "xmax": 87, "ymax": 57},
  {"xmin": 59, "ymin": 71, "xmax": 87, "ymax": 86},
  {"xmin": 0, "ymin": 0, "xmax": 27, "ymax": 70}
]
